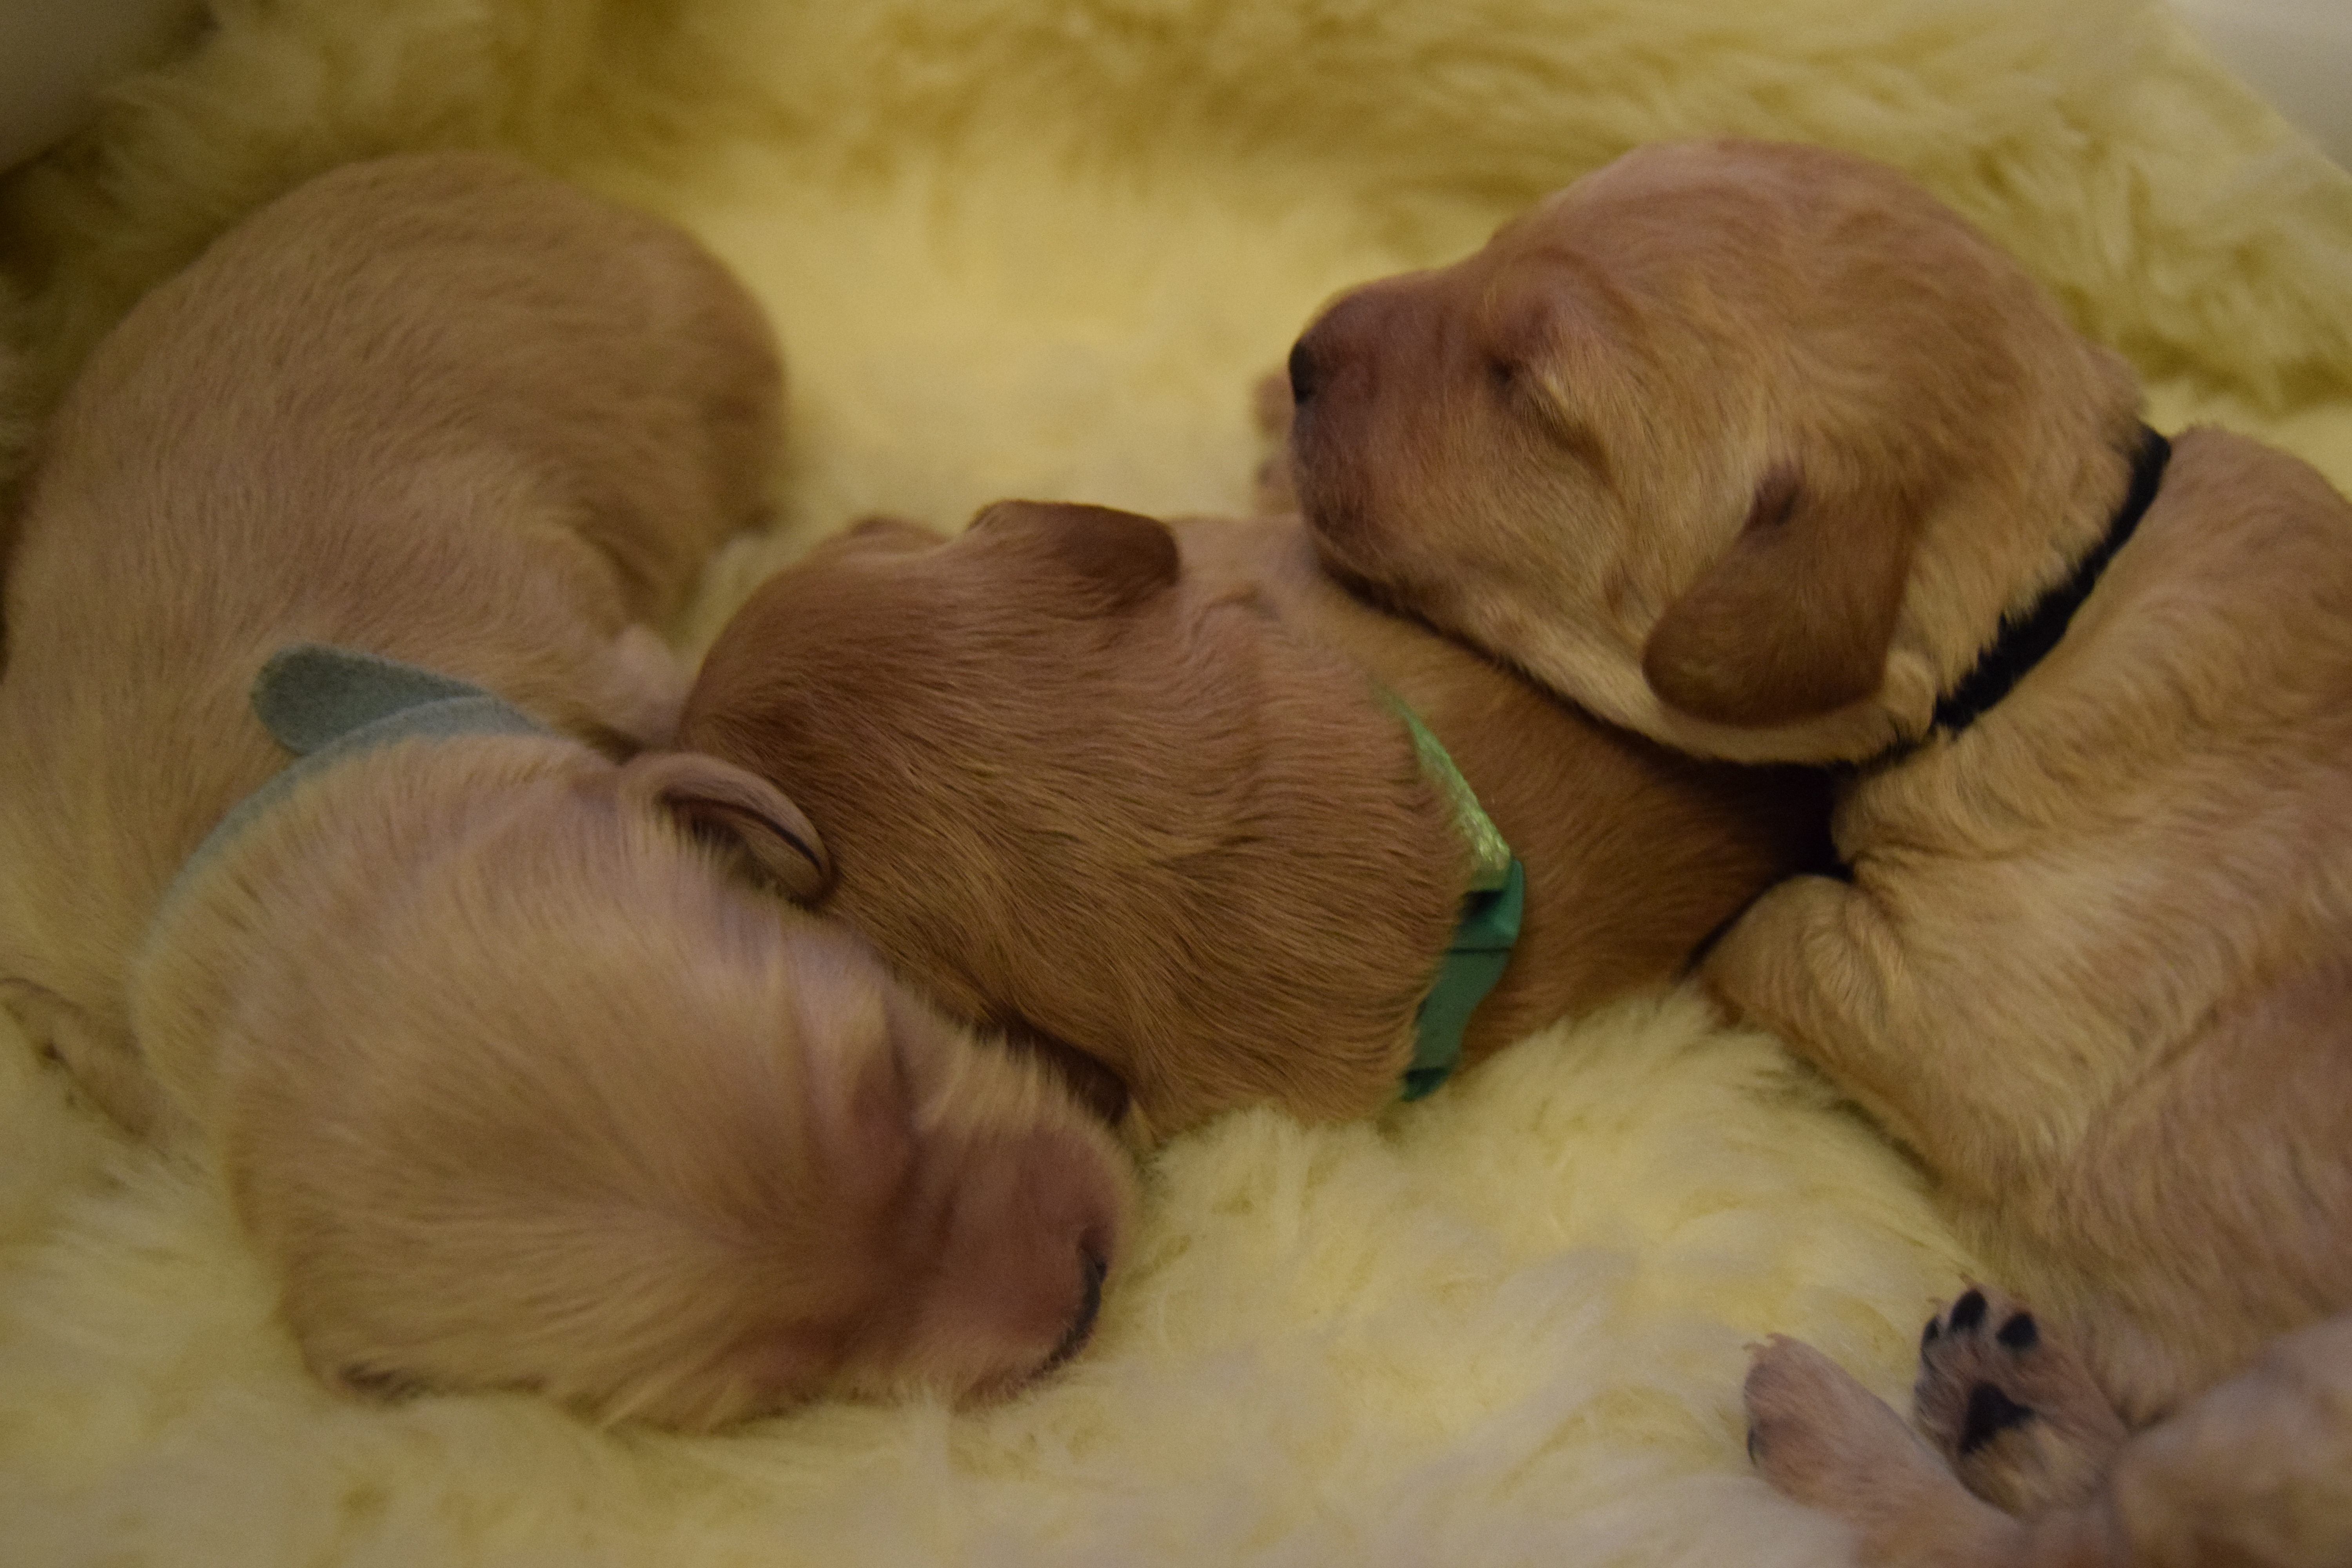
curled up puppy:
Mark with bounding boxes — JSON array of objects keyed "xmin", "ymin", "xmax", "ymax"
[
  {"xmin": 1285, "ymin": 136, "xmax": 2352, "ymax": 1564},
  {"xmin": 0, "ymin": 153, "xmax": 1128, "ymax": 1428},
  {"xmin": 675, "ymin": 500, "xmax": 1829, "ymax": 1144}
]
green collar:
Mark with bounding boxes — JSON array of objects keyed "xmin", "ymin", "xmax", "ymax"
[
  {"xmin": 1379, "ymin": 691, "xmax": 1526, "ymax": 1102},
  {"xmin": 160, "ymin": 644, "xmax": 548, "ymax": 913}
]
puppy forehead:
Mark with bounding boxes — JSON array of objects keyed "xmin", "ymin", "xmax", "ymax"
[
  {"xmin": 1560, "ymin": 138, "xmax": 1804, "ymax": 206},
  {"xmin": 1557, "ymin": 140, "xmax": 1975, "ymax": 278},
  {"xmin": 1474, "ymin": 241, "xmax": 1625, "ymax": 345}
]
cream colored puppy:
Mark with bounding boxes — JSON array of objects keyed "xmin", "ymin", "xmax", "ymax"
[
  {"xmin": 1286, "ymin": 138, "xmax": 2352, "ymax": 1561},
  {"xmin": 0, "ymin": 153, "xmax": 1127, "ymax": 1427}
]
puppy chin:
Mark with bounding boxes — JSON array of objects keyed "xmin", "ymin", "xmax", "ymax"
[{"xmin": 1289, "ymin": 449, "xmax": 1414, "ymax": 614}]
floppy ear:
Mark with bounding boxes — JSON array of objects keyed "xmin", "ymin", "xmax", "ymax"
[
  {"xmin": 621, "ymin": 751, "xmax": 833, "ymax": 903},
  {"xmin": 838, "ymin": 513, "xmax": 950, "ymax": 551},
  {"xmin": 1640, "ymin": 466, "xmax": 1917, "ymax": 727},
  {"xmin": 973, "ymin": 500, "xmax": 1180, "ymax": 612}
]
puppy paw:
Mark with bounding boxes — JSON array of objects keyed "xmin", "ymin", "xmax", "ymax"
[
  {"xmin": 1913, "ymin": 1286, "xmax": 2129, "ymax": 1515},
  {"xmin": 1747, "ymin": 1335, "xmax": 1942, "ymax": 1507},
  {"xmin": 595, "ymin": 622, "xmax": 695, "ymax": 748},
  {"xmin": 1746, "ymin": 1336, "xmax": 2019, "ymax": 1563}
]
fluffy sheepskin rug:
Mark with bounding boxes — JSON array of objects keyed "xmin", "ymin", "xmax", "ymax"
[{"xmin": 2, "ymin": 2, "xmax": 2348, "ymax": 1563}]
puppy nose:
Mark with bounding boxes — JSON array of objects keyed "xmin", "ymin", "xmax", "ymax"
[
  {"xmin": 1286, "ymin": 334, "xmax": 1321, "ymax": 408},
  {"xmin": 1044, "ymin": 1245, "xmax": 1109, "ymax": 1372}
]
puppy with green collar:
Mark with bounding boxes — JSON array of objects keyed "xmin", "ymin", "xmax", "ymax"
[{"xmin": 679, "ymin": 502, "xmax": 1828, "ymax": 1145}]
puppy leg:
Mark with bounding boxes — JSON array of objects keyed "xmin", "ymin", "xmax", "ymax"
[
  {"xmin": 2098, "ymin": 1310, "xmax": 2352, "ymax": 1567},
  {"xmin": 592, "ymin": 624, "xmax": 695, "ymax": 750},
  {"xmin": 1703, "ymin": 873, "xmax": 2017, "ymax": 1193},
  {"xmin": 2, "ymin": 980, "xmax": 158, "ymax": 1134},
  {"xmin": 1915, "ymin": 1286, "xmax": 2129, "ymax": 1515},
  {"xmin": 1745, "ymin": 1335, "xmax": 2028, "ymax": 1565}
]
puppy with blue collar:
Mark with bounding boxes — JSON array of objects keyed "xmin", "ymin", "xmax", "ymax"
[
  {"xmin": 0, "ymin": 153, "xmax": 1129, "ymax": 1428},
  {"xmin": 677, "ymin": 501, "xmax": 1827, "ymax": 1145}
]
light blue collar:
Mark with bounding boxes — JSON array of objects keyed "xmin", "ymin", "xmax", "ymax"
[
  {"xmin": 1379, "ymin": 691, "xmax": 1526, "ymax": 1102},
  {"xmin": 167, "ymin": 644, "xmax": 548, "ymax": 897}
]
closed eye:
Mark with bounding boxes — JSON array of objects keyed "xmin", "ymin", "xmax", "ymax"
[
  {"xmin": 1202, "ymin": 583, "xmax": 1278, "ymax": 622},
  {"xmin": 1489, "ymin": 358, "xmax": 1612, "ymax": 485}
]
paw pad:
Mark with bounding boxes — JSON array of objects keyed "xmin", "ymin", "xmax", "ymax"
[
  {"xmin": 1957, "ymin": 1381, "xmax": 2034, "ymax": 1454},
  {"xmin": 1910, "ymin": 1286, "xmax": 2129, "ymax": 1514}
]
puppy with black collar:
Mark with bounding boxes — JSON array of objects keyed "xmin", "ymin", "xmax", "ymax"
[{"xmin": 1283, "ymin": 137, "xmax": 2352, "ymax": 1564}]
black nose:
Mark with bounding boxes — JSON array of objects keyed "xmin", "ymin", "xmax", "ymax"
[
  {"xmin": 1044, "ymin": 1246, "xmax": 1108, "ymax": 1373},
  {"xmin": 1286, "ymin": 334, "xmax": 1321, "ymax": 408}
]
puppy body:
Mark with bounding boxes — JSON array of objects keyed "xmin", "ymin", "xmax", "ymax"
[
  {"xmin": 1737, "ymin": 427, "xmax": 2352, "ymax": 1409},
  {"xmin": 1174, "ymin": 512, "xmax": 1830, "ymax": 1062},
  {"xmin": 0, "ymin": 150, "xmax": 775, "ymax": 1133},
  {"xmin": 1289, "ymin": 138, "xmax": 2352, "ymax": 1552},
  {"xmin": 0, "ymin": 153, "xmax": 1127, "ymax": 1424},
  {"xmin": 681, "ymin": 503, "xmax": 1826, "ymax": 1143}
]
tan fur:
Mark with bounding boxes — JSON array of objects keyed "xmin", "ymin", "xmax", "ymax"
[
  {"xmin": 1747, "ymin": 1313, "xmax": 2352, "ymax": 1568},
  {"xmin": 1290, "ymin": 138, "xmax": 2141, "ymax": 768},
  {"xmin": 1287, "ymin": 137, "xmax": 2352, "ymax": 1556},
  {"xmin": 679, "ymin": 501, "xmax": 1826, "ymax": 1143},
  {"xmin": 0, "ymin": 153, "xmax": 1128, "ymax": 1425}
]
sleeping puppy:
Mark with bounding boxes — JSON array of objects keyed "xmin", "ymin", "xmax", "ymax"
[
  {"xmin": 0, "ymin": 152, "xmax": 1127, "ymax": 1428},
  {"xmin": 1285, "ymin": 136, "xmax": 2352, "ymax": 1561},
  {"xmin": 676, "ymin": 500, "xmax": 1828, "ymax": 1144}
]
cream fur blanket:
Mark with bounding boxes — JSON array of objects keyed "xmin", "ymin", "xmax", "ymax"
[{"xmin": 3, "ymin": 2, "xmax": 2348, "ymax": 1563}]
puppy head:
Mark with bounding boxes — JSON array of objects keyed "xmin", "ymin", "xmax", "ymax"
[
  {"xmin": 1287, "ymin": 138, "xmax": 2143, "ymax": 763},
  {"xmin": 680, "ymin": 501, "xmax": 1465, "ymax": 1143},
  {"xmin": 134, "ymin": 737, "xmax": 1132, "ymax": 1428}
]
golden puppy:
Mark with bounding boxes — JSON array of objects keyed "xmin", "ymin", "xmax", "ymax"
[
  {"xmin": 677, "ymin": 500, "xmax": 1827, "ymax": 1144},
  {"xmin": 0, "ymin": 153, "xmax": 1126, "ymax": 1427},
  {"xmin": 1286, "ymin": 137, "xmax": 2352, "ymax": 1561}
]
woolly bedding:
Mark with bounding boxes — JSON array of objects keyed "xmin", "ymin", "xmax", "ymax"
[{"xmin": 2, "ymin": 2, "xmax": 2348, "ymax": 1563}]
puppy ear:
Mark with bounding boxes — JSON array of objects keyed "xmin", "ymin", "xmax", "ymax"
[
  {"xmin": 974, "ymin": 501, "xmax": 1180, "ymax": 612},
  {"xmin": 1640, "ymin": 466, "xmax": 1916, "ymax": 727},
  {"xmin": 838, "ymin": 514, "xmax": 949, "ymax": 550},
  {"xmin": 621, "ymin": 751, "xmax": 833, "ymax": 903}
]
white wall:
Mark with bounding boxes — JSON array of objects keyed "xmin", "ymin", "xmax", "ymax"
[{"xmin": 2171, "ymin": 0, "xmax": 2352, "ymax": 168}]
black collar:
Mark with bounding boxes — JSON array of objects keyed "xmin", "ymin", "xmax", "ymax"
[{"xmin": 1927, "ymin": 424, "xmax": 2171, "ymax": 739}]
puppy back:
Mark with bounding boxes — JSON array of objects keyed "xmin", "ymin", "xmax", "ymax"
[{"xmin": 683, "ymin": 515, "xmax": 1470, "ymax": 1138}]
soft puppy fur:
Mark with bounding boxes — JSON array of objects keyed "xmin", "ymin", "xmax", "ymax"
[
  {"xmin": 1287, "ymin": 136, "xmax": 2352, "ymax": 1561},
  {"xmin": 677, "ymin": 500, "xmax": 1827, "ymax": 1144},
  {"xmin": 0, "ymin": 152, "xmax": 1128, "ymax": 1427}
]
